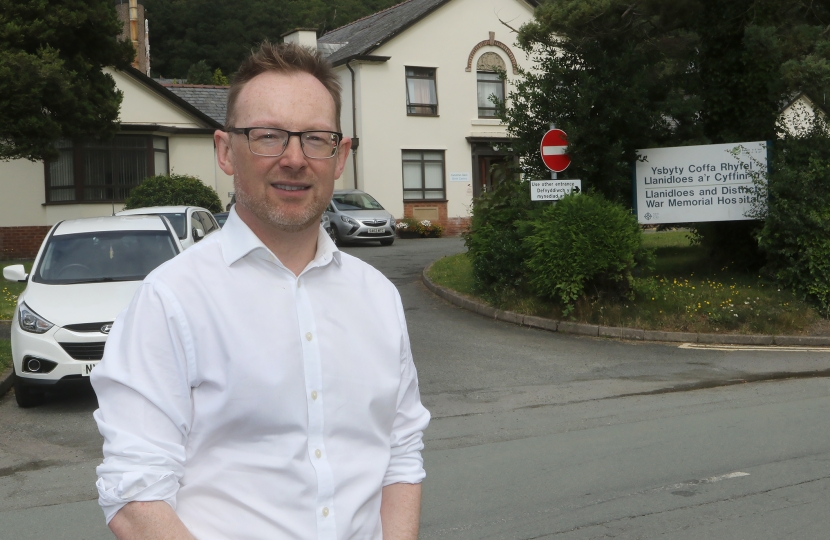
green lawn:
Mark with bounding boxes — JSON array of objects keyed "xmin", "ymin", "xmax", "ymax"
[
  {"xmin": 1, "ymin": 259, "xmax": 33, "ymax": 320},
  {"xmin": 428, "ymin": 231, "xmax": 821, "ymax": 335},
  {"xmin": 0, "ymin": 339, "xmax": 11, "ymax": 373}
]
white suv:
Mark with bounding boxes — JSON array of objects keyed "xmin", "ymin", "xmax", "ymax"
[
  {"xmin": 3, "ymin": 215, "xmax": 182, "ymax": 407},
  {"xmin": 117, "ymin": 206, "xmax": 221, "ymax": 249}
]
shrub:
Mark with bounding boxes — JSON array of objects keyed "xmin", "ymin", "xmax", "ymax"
[
  {"xmin": 396, "ymin": 217, "xmax": 443, "ymax": 237},
  {"xmin": 759, "ymin": 126, "xmax": 830, "ymax": 314},
  {"xmin": 523, "ymin": 193, "xmax": 645, "ymax": 315},
  {"xmin": 124, "ymin": 174, "xmax": 223, "ymax": 213},
  {"xmin": 464, "ymin": 176, "xmax": 537, "ymax": 293}
]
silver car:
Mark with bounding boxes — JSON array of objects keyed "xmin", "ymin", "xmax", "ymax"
[{"xmin": 325, "ymin": 190, "xmax": 395, "ymax": 246}]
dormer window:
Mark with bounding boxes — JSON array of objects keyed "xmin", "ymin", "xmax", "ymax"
[
  {"xmin": 406, "ymin": 67, "xmax": 438, "ymax": 116},
  {"xmin": 476, "ymin": 52, "xmax": 506, "ymax": 118}
]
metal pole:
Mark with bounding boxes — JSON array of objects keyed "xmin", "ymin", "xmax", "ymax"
[{"xmin": 549, "ymin": 123, "xmax": 557, "ymax": 180}]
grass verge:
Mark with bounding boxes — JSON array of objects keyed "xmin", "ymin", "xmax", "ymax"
[
  {"xmin": 428, "ymin": 231, "xmax": 822, "ymax": 335},
  {"xmin": 0, "ymin": 339, "xmax": 11, "ymax": 373},
  {"xmin": 1, "ymin": 259, "xmax": 34, "ymax": 320}
]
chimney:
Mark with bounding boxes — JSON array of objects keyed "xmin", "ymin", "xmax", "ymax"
[
  {"xmin": 281, "ymin": 28, "xmax": 318, "ymax": 50},
  {"xmin": 114, "ymin": 0, "xmax": 150, "ymax": 75}
]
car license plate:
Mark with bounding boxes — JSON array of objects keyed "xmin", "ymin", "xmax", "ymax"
[
  {"xmin": 367, "ymin": 227, "xmax": 385, "ymax": 234},
  {"xmin": 82, "ymin": 362, "xmax": 99, "ymax": 376}
]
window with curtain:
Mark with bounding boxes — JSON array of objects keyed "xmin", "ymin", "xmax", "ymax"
[
  {"xmin": 402, "ymin": 150, "xmax": 445, "ymax": 200},
  {"xmin": 44, "ymin": 136, "xmax": 169, "ymax": 203},
  {"xmin": 405, "ymin": 67, "xmax": 438, "ymax": 115}
]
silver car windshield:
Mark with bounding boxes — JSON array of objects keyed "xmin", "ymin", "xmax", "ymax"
[
  {"xmin": 33, "ymin": 231, "xmax": 179, "ymax": 284},
  {"xmin": 332, "ymin": 193, "xmax": 385, "ymax": 211}
]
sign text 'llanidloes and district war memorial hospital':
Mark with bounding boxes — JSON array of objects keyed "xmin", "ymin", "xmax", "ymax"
[{"xmin": 635, "ymin": 141, "xmax": 767, "ymax": 224}]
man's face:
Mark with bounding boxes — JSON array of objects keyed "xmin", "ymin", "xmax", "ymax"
[{"xmin": 215, "ymin": 71, "xmax": 350, "ymax": 233}]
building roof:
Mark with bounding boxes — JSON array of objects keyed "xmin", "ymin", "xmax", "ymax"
[
  {"xmin": 162, "ymin": 84, "xmax": 230, "ymax": 126},
  {"xmin": 318, "ymin": 0, "xmax": 538, "ymax": 66},
  {"xmin": 121, "ymin": 66, "xmax": 224, "ymax": 129}
]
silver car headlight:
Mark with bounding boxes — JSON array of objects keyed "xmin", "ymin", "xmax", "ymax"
[
  {"xmin": 18, "ymin": 303, "xmax": 54, "ymax": 334},
  {"xmin": 340, "ymin": 216, "xmax": 359, "ymax": 227}
]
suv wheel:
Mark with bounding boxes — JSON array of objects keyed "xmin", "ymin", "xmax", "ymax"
[{"xmin": 14, "ymin": 376, "xmax": 44, "ymax": 408}]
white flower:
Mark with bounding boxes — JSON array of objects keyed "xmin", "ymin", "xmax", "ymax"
[
  {"xmin": 395, "ymin": 222, "xmax": 408, "ymax": 229},
  {"xmin": 420, "ymin": 220, "xmax": 431, "ymax": 227}
]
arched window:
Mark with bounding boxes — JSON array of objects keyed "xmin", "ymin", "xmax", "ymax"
[{"xmin": 476, "ymin": 53, "xmax": 506, "ymax": 118}]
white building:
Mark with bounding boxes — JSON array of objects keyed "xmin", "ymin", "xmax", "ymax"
[
  {"xmin": 0, "ymin": 66, "xmax": 233, "ymax": 258},
  {"xmin": 308, "ymin": 0, "xmax": 539, "ymax": 234}
]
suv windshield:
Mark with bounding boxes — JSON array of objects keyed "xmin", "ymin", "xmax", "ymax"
[
  {"xmin": 159, "ymin": 213, "xmax": 187, "ymax": 239},
  {"xmin": 33, "ymin": 230, "xmax": 179, "ymax": 284},
  {"xmin": 332, "ymin": 193, "xmax": 385, "ymax": 211}
]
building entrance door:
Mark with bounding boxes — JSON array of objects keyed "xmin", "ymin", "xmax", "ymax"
[{"xmin": 469, "ymin": 139, "xmax": 516, "ymax": 199}]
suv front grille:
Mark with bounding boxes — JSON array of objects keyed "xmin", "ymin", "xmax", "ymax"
[
  {"xmin": 361, "ymin": 220, "xmax": 388, "ymax": 227},
  {"xmin": 59, "ymin": 342, "xmax": 106, "ymax": 360},
  {"xmin": 64, "ymin": 322, "xmax": 113, "ymax": 333}
]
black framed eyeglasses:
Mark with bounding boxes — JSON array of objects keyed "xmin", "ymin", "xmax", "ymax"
[{"xmin": 225, "ymin": 127, "xmax": 343, "ymax": 159}]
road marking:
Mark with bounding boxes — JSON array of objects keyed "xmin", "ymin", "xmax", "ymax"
[{"xmin": 679, "ymin": 343, "xmax": 830, "ymax": 352}]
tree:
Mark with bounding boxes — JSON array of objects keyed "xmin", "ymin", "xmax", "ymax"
[
  {"xmin": 0, "ymin": 0, "xmax": 135, "ymax": 162},
  {"xmin": 503, "ymin": 0, "xmax": 830, "ymax": 203},
  {"xmin": 212, "ymin": 68, "xmax": 229, "ymax": 86},
  {"xmin": 186, "ymin": 60, "xmax": 212, "ymax": 84},
  {"xmin": 142, "ymin": 0, "xmax": 405, "ymax": 78}
]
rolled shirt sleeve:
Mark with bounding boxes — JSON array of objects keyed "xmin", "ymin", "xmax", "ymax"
[
  {"xmin": 383, "ymin": 296, "xmax": 431, "ymax": 487},
  {"xmin": 91, "ymin": 280, "xmax": 195, "ymax": 523}
]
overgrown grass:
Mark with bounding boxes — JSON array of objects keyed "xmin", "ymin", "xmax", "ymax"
[
  {"xmin": 0, "ymin": 339, "xmax": 11, "ymax": 373},
  {"xmin": 428, "ymin": 232, "xmax": 821, "ymax": 334},
  {"xmin": 1, "ymin": 260, "xmax": 33, "ymax": 320}
]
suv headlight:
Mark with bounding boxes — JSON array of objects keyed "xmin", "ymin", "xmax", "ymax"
[
  {"xmin": 18, "ymin": 303, "xmax": 54, "ymax": 334},
  {"xmin": 340, "ymin": 216, "xmax": 359, "ymax": 226}
]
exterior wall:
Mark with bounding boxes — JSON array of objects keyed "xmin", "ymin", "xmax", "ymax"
[
  {"xmin": 338, "ymin": 0, "xmax": 536, "ymax": 235},
  {"xmin": 111, "ymin": 69, "xmax": 204, "ymax": 128},
  {"xmin": 0, "ymin": 70, "xmax": 224, "ymax": 257},
  {"xmin": 778, "ymin": 95, "xmax": 827, "ymax": 136}
]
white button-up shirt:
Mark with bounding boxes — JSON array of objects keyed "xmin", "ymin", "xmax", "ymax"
[{"xmin": 91, "ymin": 209, "xmax": 430, "ymax": 539}]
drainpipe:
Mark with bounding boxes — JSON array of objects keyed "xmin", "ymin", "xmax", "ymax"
[
  {"xmin": 347, "ymin": 61, "xmax": 359, "ymax": 189},
  {"xmin": 129, "ymin": 0, "xmax": 139, "ymax": 69}
]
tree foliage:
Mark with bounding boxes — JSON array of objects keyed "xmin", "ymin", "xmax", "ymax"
[
  {"xmin": 186, "ymin": 60, "xmax": 212, "ymax": 84},
  {"xmin": 143, "ymin": 0, "xmax": 405, "ymax": 78},
  {"xmin": 0, "ymin": 0, "xmax": 134, "ymax": 161},
  {"xmin": 124, "ymin": 174, "xmax": 223, "ymax": 213},
  {"xmin": 503, "ymin": 0, "xmax": 830, "ymax": 203}
]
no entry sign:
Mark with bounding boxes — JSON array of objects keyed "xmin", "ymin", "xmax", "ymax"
[{"xmin": 540, "ymin": 129, "xmax": 570, "ymax": 173}]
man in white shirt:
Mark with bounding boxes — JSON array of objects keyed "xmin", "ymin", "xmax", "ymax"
[{"xmin": 91, "ymin": 42, "xmax": 430, "ymax": 540}]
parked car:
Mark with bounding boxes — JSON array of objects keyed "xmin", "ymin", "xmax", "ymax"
[
  {"xmin": 214, "ymin": 212, "xmax": 229, "ymax": 228},
  {"xmin": 3, "ymin": 215, "xmax": 183, "ymax": 407},
  {"xmin": 325, "ymin": 190, "xmax": 396, "ymax": 246},
  {"xmin": 117, "ymin": 206, "xmax": 220, "ymax": 249}
]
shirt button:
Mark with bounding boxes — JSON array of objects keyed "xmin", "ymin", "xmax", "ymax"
[
  {"xmin": 315, "ymin": 449, "xmax": 322, "ymax": 459},
  {"xmin": 311, "ymin": 391, "xmax": 318, "ymax": 400},
  {"xmin": 306, "ymin": 332, "xmax": 312, "ymax": 341},
  {"xmin": 322, "ymin": 507, "xmax": 330, "ymax": 517}
]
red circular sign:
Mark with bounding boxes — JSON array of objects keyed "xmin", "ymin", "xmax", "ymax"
[{"xmin": 540, "ymin": 129, "xmax": 570, "ymax": 173}]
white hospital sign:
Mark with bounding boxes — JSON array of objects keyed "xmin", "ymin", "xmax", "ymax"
[
  {"xmin": 530, "ymin": 180, "xmax": 582, "ymax": 201},
  {"xmin": 635, "ymin": 141, "xmax": 767, "ymax": 224}
]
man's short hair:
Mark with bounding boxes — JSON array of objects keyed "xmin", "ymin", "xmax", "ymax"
[{"xmin": 225, "ymin": 41, "xmax": 342, "ymax": 131}]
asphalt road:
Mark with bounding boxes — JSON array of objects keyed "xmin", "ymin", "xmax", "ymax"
[{"xmin": 1, "ymin": 237, "xmax": 829, "ymax": 538}]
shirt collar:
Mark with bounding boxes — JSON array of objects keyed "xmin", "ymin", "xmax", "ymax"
[{"xmin": 220, "ymin": 206, "xmax": 341, "ymax": 270}]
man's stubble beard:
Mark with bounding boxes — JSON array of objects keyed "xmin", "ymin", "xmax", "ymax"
[{"xmin": 233, "ymin": 173, "xmax": 328, "ymax": 233}]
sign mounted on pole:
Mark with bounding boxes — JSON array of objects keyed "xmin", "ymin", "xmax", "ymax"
[
  {"xmin": 540, "ymin": 129, "xmax": 570, "ymax": 173},
  {"xmin": 634, "ymin": 141, "xmax": 767, "ymax": 224},
  {"xmin": 530, "ymin": 180, "xmax": 581, "ymax": 201}
]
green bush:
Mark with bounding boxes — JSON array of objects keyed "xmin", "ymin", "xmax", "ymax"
[
  {"xmin": 124, "ymin": 174, "xmax": 223, "ymax": 213},
  {"xmin": 464, "ymin": 177, "xmax": 537, "ymax": 293},
  {"xmin": 759, "ymin": 126, "xmax": 830, "ymax": 314},
  {"xmin": 523, "ymin": 193, "xmax": 646, "ymax": 315}
]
